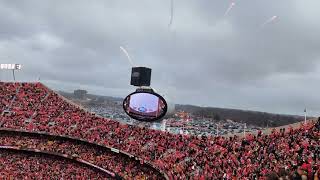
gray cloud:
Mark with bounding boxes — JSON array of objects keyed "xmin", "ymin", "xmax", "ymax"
[{"xmin": 1, "ymin": 0, "xmax": 320, "ymax": 116}]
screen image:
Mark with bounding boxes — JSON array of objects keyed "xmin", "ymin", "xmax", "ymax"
[
  {"xmin": 129, "ymin": 93, "xmax": 159, "ymax": 115},
  {"xmin": 123, "ymin": 91, "xmax": 168, "ymax": 121}
]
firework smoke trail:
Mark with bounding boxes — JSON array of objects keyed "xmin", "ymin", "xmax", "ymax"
[
  {"xmin": 168, "ymin": 0, "xmax": 174, "ymax": 28},
  {"xmin": 224, "ymin": 2, "xmax": 236, "ymax": 17},
  {"xmin": 120, "ymin": 46, "xmax": 134, "ymax": 66},
  {"xmin": 261, "ymin": 16, "xmax": 278, "ymax": 27}
]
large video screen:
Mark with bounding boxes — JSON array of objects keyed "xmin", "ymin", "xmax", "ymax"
[
  {"xmin": 123, "ymin": 91, "xmax": 168, "ymax": 122},
  {"xmin": 129, "ymin": 93, "xmax": 159, "ymax": 115}
]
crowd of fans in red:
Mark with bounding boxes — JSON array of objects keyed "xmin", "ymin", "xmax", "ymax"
[
  {"xmin": 0, "ymin": 130, "xmax": 162, "ymax": 179},
  {"xmin": 0, "ymin": 149, "xmax": 110, "ymax": 179},
  {"xmin": 1, "ymin": 82, "xmax": 320, "ymax": 179}
]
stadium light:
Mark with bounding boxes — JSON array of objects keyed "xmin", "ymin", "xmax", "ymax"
[
  {"xmin": 0, "ymin": 63, "xmax": 22, "ymax": 81},
  {"xmin": 304, "ymin": 108, "xmax": 307, "ymax": 124}
]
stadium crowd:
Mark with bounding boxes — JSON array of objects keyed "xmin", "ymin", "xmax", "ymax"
[
  {"xmin": 0, "ymin": 82, "xmax": 320, "ymax": 179},
  {"xmin": 0, "ymin": 130, "xmax": 163, "ymax": 179},
  {"xmin": 0, "ymin": 149, "xmax": 110, "ymax": 179}
]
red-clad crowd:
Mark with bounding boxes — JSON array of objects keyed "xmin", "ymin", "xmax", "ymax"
[
  {"xmin": 0, "ymin": 149, "xmax": 111, "ymax": 179},
  {"xmin": 1, "ymin": 82, "xmax": 320, "ymax": 179},
  {"xmin": 0, "ymin": 131, "xmax": 163, "ymax": 179}
]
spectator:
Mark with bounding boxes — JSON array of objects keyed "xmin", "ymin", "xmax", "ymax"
[{"xmin": 265, "ymin": 171, "xmax": 279, "ymax": 180}]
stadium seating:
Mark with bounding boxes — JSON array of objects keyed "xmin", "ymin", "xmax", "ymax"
[
  {"xmin": 0, "ymin": 149, "xmax": 111, "ymax": 179},
  {"xmin": 0, "ymin": 82, "xmax": 319, "ymax": 179},
  {"xmin": 0, "ymin": 129, "xmax": 163, "ymax": 179}
]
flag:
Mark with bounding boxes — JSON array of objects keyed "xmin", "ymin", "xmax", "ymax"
[{"xmin": 304, "ymin": 108, "xmax": 307, "ymax": 113}]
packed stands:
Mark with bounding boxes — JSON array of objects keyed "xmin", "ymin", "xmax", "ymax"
[
  {"xmin": 0, "ymin": 129, "xmax": 163, "ymax": 179},
  {"xmin": 1, "ymin": 82, "xmax": 319, "ymax": 179},
  {"xmin": 0, "ymin": 149, "xmax": 111, "ymax": 179}
]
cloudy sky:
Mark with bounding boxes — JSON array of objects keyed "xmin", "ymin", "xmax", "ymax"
[{"xmin": 0, "ymin": 0, "xmax": 320, "ymax": 116}]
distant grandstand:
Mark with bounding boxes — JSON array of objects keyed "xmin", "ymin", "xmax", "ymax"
[{"xmin": 1, "ymin": 82, "xmax": 319, "ymax": 179}]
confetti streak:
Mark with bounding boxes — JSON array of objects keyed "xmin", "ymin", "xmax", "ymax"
[
  {"xmin": 224, "ymin": 2, "xmax": 236, "ymax": 17},
  {"xmin": 120, "ymin": 46, "xmax": 134, "ymax": 66},
  {"xmin": 168, "ymin": 0, "xmax": 174, "ymax": 28},
  {"xmin": 261, "ymin": 16, "xmax": 278, "ymax": 27}
]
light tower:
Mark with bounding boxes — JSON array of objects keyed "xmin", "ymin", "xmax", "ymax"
[
  {"xmin": 0, "ymin": 64, "xmax": 22, "ymax": 81},
  {"xmin": 304, "ymin": 108, "xmax": 307, "ymax": 124}
]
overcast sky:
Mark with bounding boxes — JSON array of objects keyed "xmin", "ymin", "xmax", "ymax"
[{"xmin": 0, "ymin": 0, "xmax": 320, "ymax": 116}]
